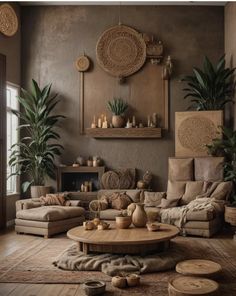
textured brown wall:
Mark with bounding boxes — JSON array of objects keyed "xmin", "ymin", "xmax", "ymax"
[
  {"xmin": 21, "ymin": 5, "xmax": 224, "ymax": 191},
  {"xmin": 225, "ymin": 3, "xmax": 236, "ymax": 129}
]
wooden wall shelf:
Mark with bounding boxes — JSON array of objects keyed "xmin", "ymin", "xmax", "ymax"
[{"xmin": 85, "ymin": 128, "xmax": 162, "ymax": 139}]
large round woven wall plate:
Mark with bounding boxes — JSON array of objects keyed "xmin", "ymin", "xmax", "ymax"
[
  {"xmin": 96, "ymin": 25, "xmax": 146, "ymax": 77},
  {"xmin": 0, "ymin": 4, "xmax": 18, "ymax": 37}
]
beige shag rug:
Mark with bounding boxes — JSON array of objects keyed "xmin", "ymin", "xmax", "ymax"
[{"xmin": 53, "ymin": 243, "xmax": 185, "ymax": 276}]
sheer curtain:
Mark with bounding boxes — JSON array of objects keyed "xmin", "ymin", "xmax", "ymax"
[{"xmin": 0, "ymin": 54, "xmax": 6, "ymax": 229}]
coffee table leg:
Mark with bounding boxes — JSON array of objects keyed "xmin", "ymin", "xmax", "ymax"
[
  {"xmin": 83, "ymin": 243, "xmax": 89, "ymax": 255},
  {"xmin": 78, "ymin": 242, "xmax": 83, "ymax": 252}
]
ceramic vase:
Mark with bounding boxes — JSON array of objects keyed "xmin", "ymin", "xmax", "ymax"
[
  {"xmin": 132, "ymin": 203, "xmax": 147, "ymax": 228},
  {"xmin": 31, "ymin": 186, "xmax": 50, "ymax": 199},
  {"xmin": 112, "ymin": 115, "xmax": 125, "ymax": 128}
]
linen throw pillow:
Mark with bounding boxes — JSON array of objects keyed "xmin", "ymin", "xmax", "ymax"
[
  {"xmin": 110, "ymin": 192, "xmax": 132, "ymax": 210},
  {"xmin": 40, "ymin": 193, "xmax": 70, "ymax": 206},
  {"xmin": 144, "ymin": 192, "xmax": 166, "ymax": 207},
  {"xmin": 194, "ymin": 157, "xmax": 224, "ymax": 181},
  {"xmin": 168, "ymin": 158, "xmax": 194, "ymax": 181},
  {"xmin": 166, "ymin": 181, "xmax": 186, "ymax": 201},
  {"xmin": 210, "ymin": 182, "xmax": 233, "ymax": 200},
  {"xmin": 180, "ymin": 181, "xmax": 205, "ymax": 206},
  {"xmin": 160, "ymin": 197, "xmax": 181, "ymax": 209}
]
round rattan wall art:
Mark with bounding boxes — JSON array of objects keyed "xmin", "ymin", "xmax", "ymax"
[
  {"xmin": 96, "ymin": 25, "xmax": 146, "ymax": 78},
  {"xmin": 0, "ymin": 4, "xmax": 18, "ymax": 37},
  {"xmin": 178, "ymin": 116, "xmax": 218, "ymax": 153}
]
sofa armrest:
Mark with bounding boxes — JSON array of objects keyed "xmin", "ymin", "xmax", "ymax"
[{"xmin": 16, "ymin": 199, "xmax": 41, "ymax": 212}]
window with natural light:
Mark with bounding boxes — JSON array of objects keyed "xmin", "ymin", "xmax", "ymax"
[{"xmin": 6, "ymin": 83, "xmax": 20, "ymax": 195}]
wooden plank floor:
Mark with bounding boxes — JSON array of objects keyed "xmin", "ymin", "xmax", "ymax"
[{"xmin": 0, "ymin": 227, "xmax": 236, "ymax": 295}]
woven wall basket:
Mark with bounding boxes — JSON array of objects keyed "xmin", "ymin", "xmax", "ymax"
[
  {"xmin": 96, "ymin": 25, "xmax": 146, "ymax": 77},
  {"xmin": 0, "ymin": 4, "xmax": 18, "ymax": 37}
]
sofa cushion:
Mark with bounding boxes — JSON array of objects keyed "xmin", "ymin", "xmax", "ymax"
[
  {"xmin": 160, "ymin": 198, "xmax": 180, "ymax": 209},
  {"xmin": 144, "ymin": 192, "xmax": 166, "ymax": 207},
  {"xmin": 99, "ymin": 209, "xmax": 122, "ymax": 220},
  {"xmin": 168, "ymin": 158, "xmax": 193, "ymax": 181},
  {"xmin": 210, "ymin": 181, "xmax": 232, "ymax": 200},
  {"xmin": 16, "ymin": 206, "xmax": 85, "ymax": 222},
  {"xmin": 167, "ymin": 181, "xmax": 186, "ymax": 200},
  {"xmin": 186, "ymin": 209, "xmax": 214, "ymax": 221},
  {"xmin": 180, "ymin": 181, "xmax": 205, "ymax": 206},
  {"xmin": 110, "ymin": 192, "xmax": 132, "ymax": 210},
  {"xmin": 126, "ymin": 190, "xmax": 141, "ymax": 203},
  {"xmin": 194, "ymin": 157, "xmax": 224, "ymax": 181}
]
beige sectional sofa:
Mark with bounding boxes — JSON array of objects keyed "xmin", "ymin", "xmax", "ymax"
[{"xmin": 97, "ymin": 157, "xmax": 232, "ymax": 238}]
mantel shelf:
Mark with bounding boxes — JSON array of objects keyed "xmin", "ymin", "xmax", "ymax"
[{"xmin": 85, "ymin": 127, "xmax": 162, "ymax": 139}]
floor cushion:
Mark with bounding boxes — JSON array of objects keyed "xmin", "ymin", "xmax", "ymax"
[{"xmin": 16, "ymin": 206, "xmax": 85, "ymax": 222}]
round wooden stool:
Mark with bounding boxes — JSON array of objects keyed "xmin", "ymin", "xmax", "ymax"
[
  {"xmin": 168, "ymin": 276, "xmax": 219, "ymax": 296},
  {"xmin": 176, "ymin": 259, "xmax": 222, "ymax": 277}
]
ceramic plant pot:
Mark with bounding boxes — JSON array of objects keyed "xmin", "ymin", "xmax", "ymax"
[
  {"xmin": 30, "ymin": 186, "xmax": 50, "ymax": 199},
  {"xmin": 112, "ymin": 115, "xmax": 125, "ymax": 128},
  {"xmin": 116, "ymin": 216, "xmax": 132, "ymax": 229},
  {"xmin": 132, "ymin": 203, "xmax": 147, "ymax": 228}
]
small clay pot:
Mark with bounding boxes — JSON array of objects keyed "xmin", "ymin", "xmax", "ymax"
[
  {"xmin": 126, "ymin": 274, "xmax": 140, "ymax": 287},
  {"xmin": 111, "ymin": 276, "xmax": 127, "ymax": 289},
  {"xmin": 112, "ymin": 115, "xmax": 125, "ymax": 128},
  {"xmin": 116, "ymin": 216, "xmax": 132, "ymax": 229}
]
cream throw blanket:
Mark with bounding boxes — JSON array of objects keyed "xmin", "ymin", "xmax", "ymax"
[
  {"xmin": 160, "ymin": 196, "xmax": 224, "ymax": 229},
  {"xmin": 53, "ymin": 244, "xmax": 185, "ymax": 276}
]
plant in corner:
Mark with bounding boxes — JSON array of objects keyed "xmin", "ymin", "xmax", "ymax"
[
  {"xmin": 107, "ymin": 97, "xmax": 128, "ymax": 128},
  {"xmin": 9, "ymin": 79, "xmax": 65, "ymax": 198},
  {"xmin": 206, "ymin": 126, "xmax": 236, "ymax": 206},
  {"xmin": 182, "ymin": 55, "xmax": 235, "ymax": 110}
]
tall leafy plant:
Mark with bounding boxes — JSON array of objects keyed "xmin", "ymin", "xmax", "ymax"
[
  {"xmin": 206, "ymin": 126, "xmax": 236, "ymax": 205},
  {"xmin": 182, "ymin": 55, "xmax": 235, "ymax": 110},
  {"xmin": 9, "ymin": 79, "xmax": 65, "ymax": 192}
]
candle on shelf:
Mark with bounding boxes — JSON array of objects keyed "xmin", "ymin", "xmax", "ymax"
[
  {"xmin": 147, "ymin": 115, "xmax": 151, "ymax": 127},
  {"xmin": 152, "ymin": 113, "xmax": 157, "ymax": 127},
  {"xmin": 98, "ymin": 117, "xmax": 102, "ymax": 128},
  {"xmin": 132, "ymin": 116, "xmax": 136, "ymax": 127}
]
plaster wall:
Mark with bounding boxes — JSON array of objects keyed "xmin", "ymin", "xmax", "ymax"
[
  {"xmin": 21, "ymin": 5, "xmax": 224, "ymax": 191},
  {"xmin": 225, "ymin": 2, "xmax": 236, "ymax": 129}
]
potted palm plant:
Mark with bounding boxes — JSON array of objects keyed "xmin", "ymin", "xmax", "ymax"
[
  {"xmin": 182, "ymin": 55, "xmax": 235, "ymax": 111},
  {"xmin": 107, "ymin": 98, "xmax": 128, "ymax": 128},
  {"xmin": 9, "ymin": 79, "xmax": 65, "ymax": 198},
  {"xmin": 206, "ymin": 126, "xmax": 236, "ymax": 230}
]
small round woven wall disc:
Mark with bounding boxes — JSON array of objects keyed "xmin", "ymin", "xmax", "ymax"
[
  {"xmin": 76, "ymin": 55, "xmax": 90, "ymax": 72},
  {"xmin": 0, "ymin": 4, "xmax": 18, "ymax": 37}
]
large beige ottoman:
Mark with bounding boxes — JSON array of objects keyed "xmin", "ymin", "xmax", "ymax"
[{"xmin": 15, "ymin": 205, "xmax": 85, "ymax": 238}]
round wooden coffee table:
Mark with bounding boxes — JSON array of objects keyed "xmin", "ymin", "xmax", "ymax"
[{"xmin": 67, "ymin": 223, "xmax": 179, "ymax": 255}]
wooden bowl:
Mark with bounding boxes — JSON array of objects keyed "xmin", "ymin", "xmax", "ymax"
[
  {"xmin": 83, "ymin": 280, "xmax": 106, "ymax": 296},
  {"xmin": 146, "ymin": 222, "xmax": 160, "ymax": 232},
  {"xmin": 126, "ymin": 274, "xmax": 140, "ymax": 287},
  {"xmin": 116, "ymin": 216, "xmax": 132, "ymax": 229},
  {"xmin": 111, "ymin": 276, "xmax": 127, "ymax": 289}
]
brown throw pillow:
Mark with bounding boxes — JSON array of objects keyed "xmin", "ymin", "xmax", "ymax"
[
  {"xmin": 180, "ymin": 181, "xmax": 205, "ymax": 206},
  {"xmin": 40, "ymin": 193, "xmax": 69, "ymax": 206},
  {"xmin": 110, "ymin": 192, "xmax": 132, "ymax": 210},
  {"xmin": 194, "ymin": 157, "xmax": 224, "ymax": 181},
  {"xmin": 168, "ymin": 158, "xmax": 193, "ymax": 181},
  {"xmin": 210, "ymin": 182, "xmax": 233, "ymax": 200},
  {"xmin": 144, "ymin": 192, "xmax": 166, "ymax": 207},
  {"xmin": 160, "ymin": 197, "xmax": 180, "ymax": 209},
  {"xmin": 167, "ymin": 181, "xmax": 186, "ymax": 200}
]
